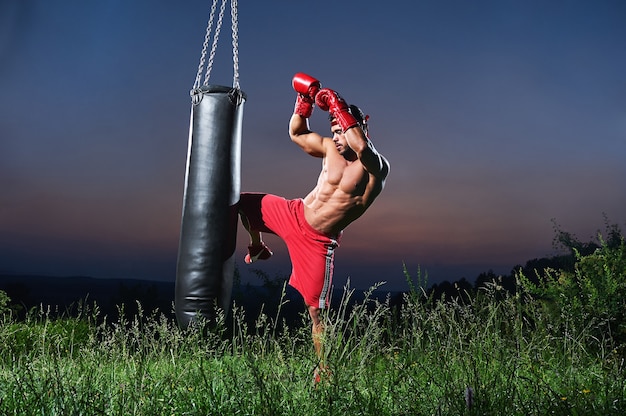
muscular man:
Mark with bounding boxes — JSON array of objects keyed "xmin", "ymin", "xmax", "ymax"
[{"xmin": 238, "ymin": 73, "xmax": 390, "ymax": 379}]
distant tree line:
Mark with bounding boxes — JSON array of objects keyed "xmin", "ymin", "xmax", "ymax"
[
  {"xmin": 424, "ymin": 217, "xmax": 624, "ymax": 299},
  {"xmin": 2, "ymin": 217, "xmax": 624, "ymax": 339}
]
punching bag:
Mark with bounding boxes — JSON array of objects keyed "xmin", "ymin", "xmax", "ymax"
[{"xmin": 175, "ymin": 85, "xmax": 246, "ymax": 329}]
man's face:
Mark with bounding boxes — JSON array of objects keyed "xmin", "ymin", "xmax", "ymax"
[{"xmin": 331, "ymin": 123, "xmax": 348, "ymax": 154}]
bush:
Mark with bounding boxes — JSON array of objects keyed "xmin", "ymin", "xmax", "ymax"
[
  {"xmin": 519, "ymin": 235, "xmax": 626, "ymax": 347},
  {"xmin": 0, "ymin": 290, "xmax": 10, "ymax": 317}
]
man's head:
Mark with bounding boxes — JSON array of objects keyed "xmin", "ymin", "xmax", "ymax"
[{"xmin": 330, "ymin": 105, "xmax": 369, "ymax": 160}]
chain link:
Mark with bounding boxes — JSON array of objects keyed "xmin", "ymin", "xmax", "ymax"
[
  {"xmin": 193, "ymin": 0, "xmax": 219, "ymax": 91},
  {"xmin": 192, "ymin": 0, "xmax": 240, "ymax": 93},
  {"xmin": 203, "ymin": 0, "xmax": 227, "ymax": 86},
  {"xmin": 231, "ymin": 0, "xmax": 240, "ymax": 89}
]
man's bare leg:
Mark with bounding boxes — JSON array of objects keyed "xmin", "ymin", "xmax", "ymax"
[
  {"xmin": 239, "ymin": 212, "xmax": 272, "ymax": 263},
  {"xmin": 240, "ymin": 212, "xmax": 262, "ymax": 245},
  {"xmin": 309, "ymin": 305, "xmax": 329, "ymax": 383},
  {"xmin": 308, "ymin": 305, "xmax": 324, "ymax": 360}
]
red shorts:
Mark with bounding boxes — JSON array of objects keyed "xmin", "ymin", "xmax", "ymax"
[{"xmin": 239, "ymin": 193, "xmax": 341, "ymax": 309}]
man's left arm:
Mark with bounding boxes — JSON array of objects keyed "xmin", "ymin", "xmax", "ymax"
[
  {"xmin": 315, "ymin": 88, "xmax": 390, "ymax": 179},
  {"xmin": 345, "ymin": 128, "xmax": 390, "ymax": 180}
]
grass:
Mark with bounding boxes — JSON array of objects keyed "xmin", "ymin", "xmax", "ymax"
[{"xmin": 0, "ymin": 274, "xmax": 624, "ymax": 415}]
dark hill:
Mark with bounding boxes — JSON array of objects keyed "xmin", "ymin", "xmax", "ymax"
[{"xmin": 0, "ymin": 274, "xmax": 402, "ymax": 327}]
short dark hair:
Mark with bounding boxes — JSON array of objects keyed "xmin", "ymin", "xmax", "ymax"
[{"xmin": 348, "ymin": 105, "xmax": 366, "ymax": 125}]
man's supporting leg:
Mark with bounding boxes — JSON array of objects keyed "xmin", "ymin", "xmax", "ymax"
[
  {"xmin": 308, "ymin": 305, "xmax": 324, "ymax": 362},
  {"xmin": 309, "ymin": 304, "xmax": 330, "ymax": 384}
]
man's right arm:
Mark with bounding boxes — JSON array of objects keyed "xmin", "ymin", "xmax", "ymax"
[
  {"xmin": 289, "ymin": 114, "xmax": 326, "ymax": 158},
  {"xmin": 289, "ymin": 73, "xmax": 326, "ymax": 157}
]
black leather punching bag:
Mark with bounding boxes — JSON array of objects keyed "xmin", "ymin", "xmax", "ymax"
[{"xmin": 175, "ymin": 85, "xmax": 245, "ymax": 329}]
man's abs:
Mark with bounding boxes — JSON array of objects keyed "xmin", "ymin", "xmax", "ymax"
[{"xmin": 302, "ymin": 190, "xmax": 366, "ymax": 236}]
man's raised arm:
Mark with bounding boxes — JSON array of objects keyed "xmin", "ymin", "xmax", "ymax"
[
  {"xmin": 316, "ymin": 88, "xmax": 390, "ymax": 179},
  {"xmin": 289, "ymin": 73, "xmax": 326, "ymax": 157},
  {"xmin": 344, "ymin": 127, "xmax": 390, "ymax": 180}
]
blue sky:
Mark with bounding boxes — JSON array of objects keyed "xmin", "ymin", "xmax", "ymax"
[{"xmin": 1, "ymin": 0, "xmax": 625, "ymax": 291}]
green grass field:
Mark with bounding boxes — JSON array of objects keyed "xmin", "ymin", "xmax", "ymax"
[{"xmin": 1, "ymin": 240, "xmax": 625, "ymax": 415}]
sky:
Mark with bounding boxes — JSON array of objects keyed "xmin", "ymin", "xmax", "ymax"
[{"xmin": 1, "ymin": 0, "xmax": 625, "ymax": 292}]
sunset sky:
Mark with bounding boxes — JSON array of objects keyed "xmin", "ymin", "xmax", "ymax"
[{"xmin": 1, "ymin": 0, "xmax": 625, "ymax": 291}]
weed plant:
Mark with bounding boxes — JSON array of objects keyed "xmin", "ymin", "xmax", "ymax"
[{"xmin": 1, "ymin": 245, "xmax": 625, "ymax": 415}]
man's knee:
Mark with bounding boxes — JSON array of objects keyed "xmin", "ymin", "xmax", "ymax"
[{"xmin": 308, "ymin": 305, "xmax": 322, "ymax": 325}]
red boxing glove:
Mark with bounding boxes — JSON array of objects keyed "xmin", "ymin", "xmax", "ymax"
[
  {"xmin": 292, "ymin": 72, "xmax": 321, "ymax": 118},
  {"xmin": 315, "ymin": 88, "xmax": 359, "ymax": 132},
  {"xmin": 293, "ymin": 73, "xmax": 321, "ymax": 96}
]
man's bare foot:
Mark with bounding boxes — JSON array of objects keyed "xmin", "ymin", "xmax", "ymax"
[{"xmin": 244, "ymin": 243, "xmax": 273, "ymax": 264}]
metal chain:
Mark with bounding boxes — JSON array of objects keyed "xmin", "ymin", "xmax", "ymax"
[
  {"xmin": 193, "ymin": 0, "xmax": 219, "ymax": 91},
  {"xmin": 202, "ymin": 0, "xmax": 227, "ymax": 86},
  {"xmin": 231, "ymin": 0, "xmax": 240, "ymax": 89},
  {"xmin": 230, "ymin": 0, "xmax": 239, "ymax": 89},
  {"xmin": 192, "ymin": 0, "xmax": 240, "ymax": 92}
]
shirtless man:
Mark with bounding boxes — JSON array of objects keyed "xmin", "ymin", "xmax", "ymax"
[{"xmin": 238, "ymin": 73, "xmax": 390, "ymax": 378}]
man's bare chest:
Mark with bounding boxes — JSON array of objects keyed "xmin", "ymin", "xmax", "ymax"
[{"xmin": 323, "ymin": 159, "xmax": 368, "ymax": 195}]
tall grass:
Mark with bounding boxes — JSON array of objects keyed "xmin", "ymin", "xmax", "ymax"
[{"xmin": 1, "ymin": 264, "xmax": 624, "ymax": 414}]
